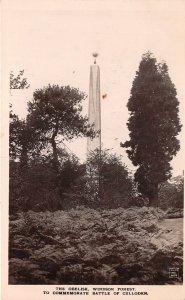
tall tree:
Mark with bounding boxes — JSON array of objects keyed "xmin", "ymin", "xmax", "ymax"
[
  {"xmin": 121, "ymin": 52, "xmax": 182, "ymax": 206},
  {"xmin": 27, "ymin": 84, "xmax": 94, "ymax": 171}
]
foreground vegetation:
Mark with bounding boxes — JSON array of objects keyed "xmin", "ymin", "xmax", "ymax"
[{"xmin": 9, "ymin": 207, "xmax": 183, "ymax": 285}]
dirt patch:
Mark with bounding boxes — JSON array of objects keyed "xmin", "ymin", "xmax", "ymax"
[{"xmin": 151, "ymin": 218, "xmax": 183, "ymax": 248}]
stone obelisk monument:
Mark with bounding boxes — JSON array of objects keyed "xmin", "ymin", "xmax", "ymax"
[
  {"xmin": 86, "ymin": 53, "xmax": 101, "ymax": 201},
  {"xmin": 87, "ymin": 53, "xmax": 101, "ymax": 153}
]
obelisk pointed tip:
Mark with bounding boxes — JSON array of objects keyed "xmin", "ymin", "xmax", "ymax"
[{"xmin": 92, "ymin": 52, "xmax": 99, "ymax": 64}]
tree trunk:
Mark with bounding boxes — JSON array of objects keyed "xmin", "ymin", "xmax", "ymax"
[
  {"xmin": 51, "ymin": 122, "xmax": 59, "ymax": 172},
  {"xmin": 149, "ymin": 183, "xmax": 159, "ymax": 207}
]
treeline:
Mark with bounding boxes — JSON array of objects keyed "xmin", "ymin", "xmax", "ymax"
[{"xmin": 9, "ymin": 148, "xmax": 137, "ymax": 213}]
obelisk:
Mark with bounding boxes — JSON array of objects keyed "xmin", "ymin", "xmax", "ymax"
[
  {"xmin": 86, "ymin": 53, "xmax": 101, "ymax": 201},
  {"xmin": 87, "ymin": 53, "xmax": 101, "ymax": 154}
]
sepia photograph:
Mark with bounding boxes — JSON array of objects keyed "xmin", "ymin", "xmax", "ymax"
[{"xmin": 1, "ymin": 0, "xmax": 185, "ymax": 298}]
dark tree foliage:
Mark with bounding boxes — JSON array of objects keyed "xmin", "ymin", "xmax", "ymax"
[
  {"xmin": 86, "ymin": 149, "xmax": 134, "ymax": 208},
  {"xmin": 9, "ymin": 112, "xmax": 42, "ymax": 166},
  {"xmin": 121, "ymin": 52, "xmax": 182, "ymax": 206},
  {"xmin": 9, "ymin": 152, "xmax": 83, "ymax": 214},
  {"xmin": 9, "ymin": 160, "xmax": 61, "ymax": 214},
  {"xmin": 100, "ymin": 152, "xmax": 134, "ymax": 208},
  {"xmin": 57, "ymin": 161, "xmax": 87, "ymax": 209},
  {"xmin": 10, "ymin": 70, "xmax": 30, "ymax": 89},
  {"xmin": 159, "ymin": 175, "xmax": 184, "ymax": 210},
  {"xmin": 27, "ymin": 84, "xmax": 94, "ymax": 171}
]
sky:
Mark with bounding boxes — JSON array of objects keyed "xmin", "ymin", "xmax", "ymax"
[{"xmin": 3, "ymin": 0, "xmax": 185, "ymax": 176}]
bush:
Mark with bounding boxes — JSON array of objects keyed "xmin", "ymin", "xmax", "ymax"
[{"xmin": 9, "ymin": 160, "xmax": 62, "ymax": 214}]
